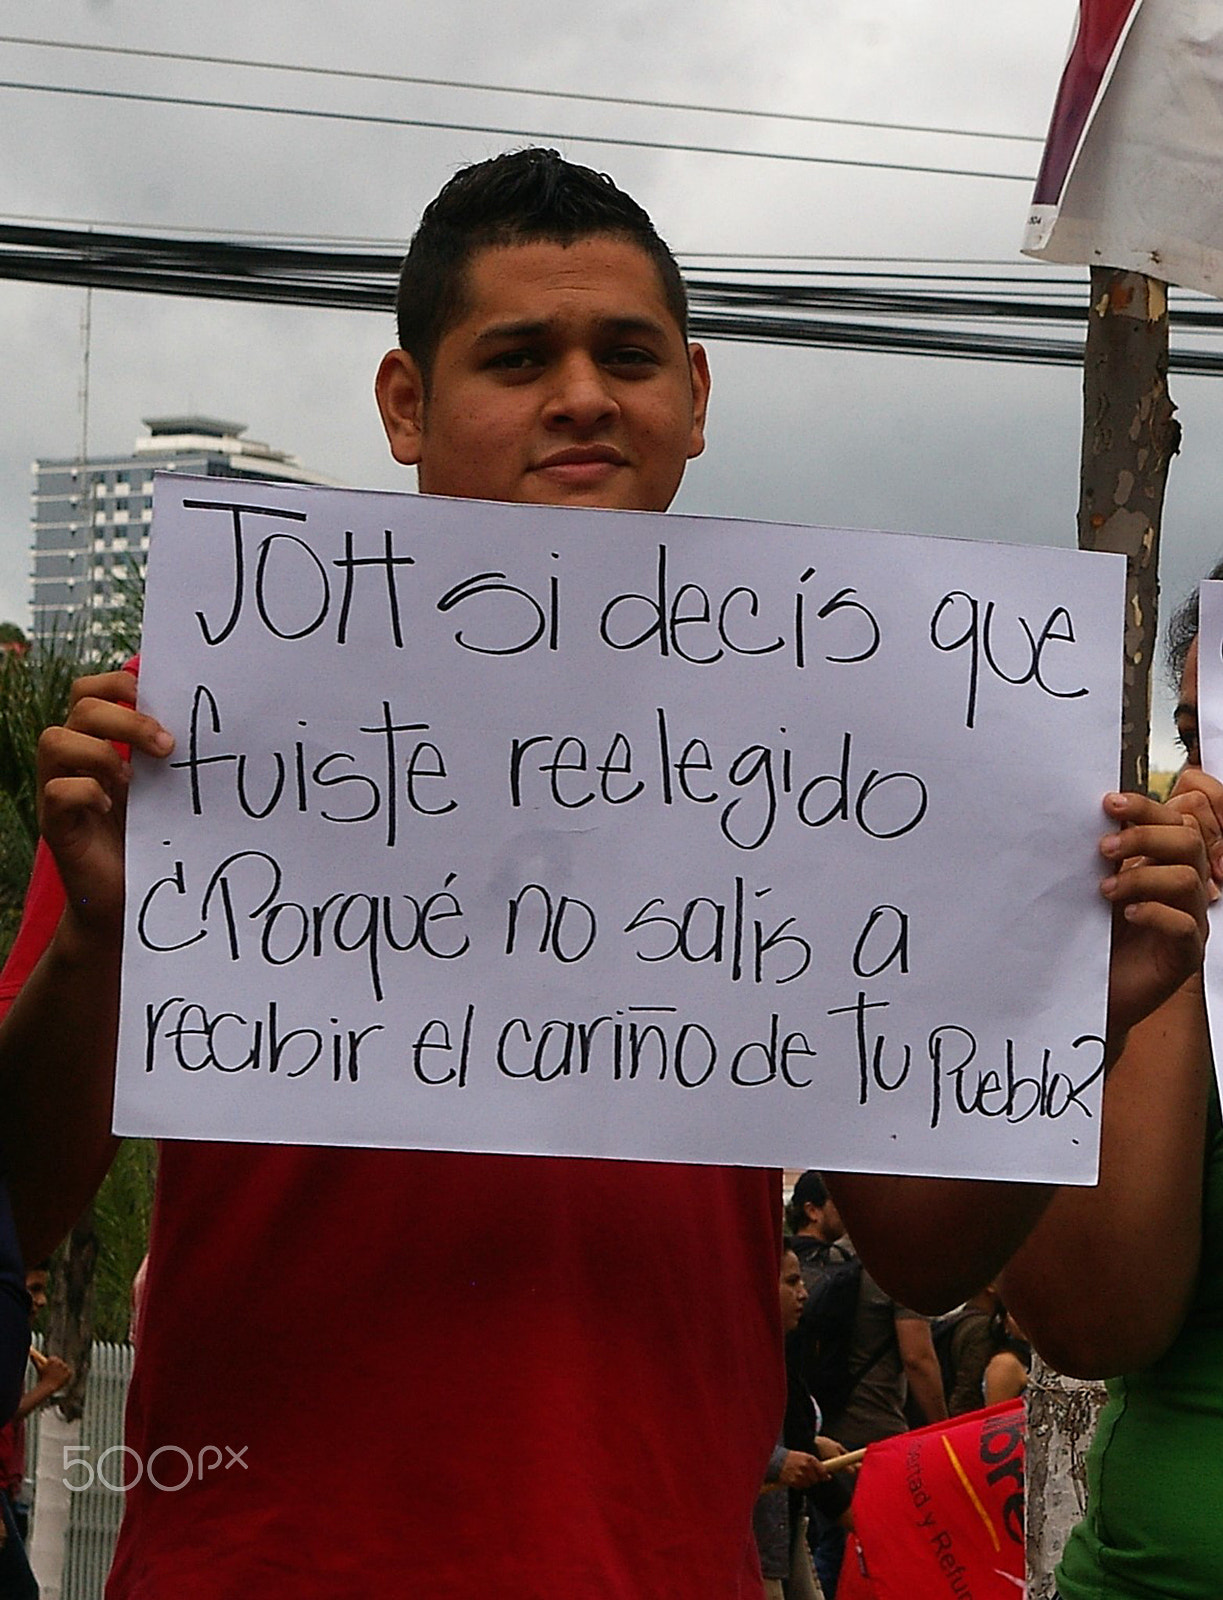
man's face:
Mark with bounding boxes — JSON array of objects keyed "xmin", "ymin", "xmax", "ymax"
[
  {"xmin": 803, "ymin": 1198, "xmax": 845, "ymax": 1245},
  {"xmin": 820, "ymin": 1198, "xmax": 845, "ymax": 1244},
  {"xmin": 26, "ymin": 1271, "xmax": 47, "ymax": 1324},
  {"xmin": 376, "ymin": 235, "xmax": 710, "ymax": 512},
  {"xmin": 779, "ymin": 1251, "xmax": 807, "ymax": 1333}
]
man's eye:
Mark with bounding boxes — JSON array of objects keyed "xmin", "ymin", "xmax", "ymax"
[
  {"xmin": 488, "ymin": 350, "xmax": 540, "ymax": 371},
  {"xmin": 606, "ymin": 347, "xmax": 658, "ymax": 369}
]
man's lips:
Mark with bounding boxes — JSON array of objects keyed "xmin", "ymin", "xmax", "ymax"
[{"xmin": 533, "ymin": 445, "xmax": 628, "ymax": 478}]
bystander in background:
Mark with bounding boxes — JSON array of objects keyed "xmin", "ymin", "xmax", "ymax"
[{"xmin": 0, "ymin": 1266, "xmax": 72, "ymax": 1600}]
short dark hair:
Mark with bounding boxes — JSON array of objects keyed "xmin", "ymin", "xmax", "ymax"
[
  {"xmin": 784, "ymin": 1170, "xmax": 829, "ymax": 1233},
  {"xmin": 395, "ymin": 147, "xmax": 689, "ymax": 387},
  {"xmin": 1167, "ymin": 556, "xmax": 1223, "ymax": 688}
]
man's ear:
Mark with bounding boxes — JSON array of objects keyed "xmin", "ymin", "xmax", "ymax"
[
  {"xmin": 687, "ymin": 343, "xmax": 711, "ymax": 461},
  {"xmin": 375, "ymin": 348, "xmax": 426, "ymax": 466}
]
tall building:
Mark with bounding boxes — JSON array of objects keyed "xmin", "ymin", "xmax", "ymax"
[{"xmin": 30, "ymin": 415, "xmax": 335, "ymax": 644}]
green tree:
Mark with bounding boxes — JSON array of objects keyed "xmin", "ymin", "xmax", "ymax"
[
  {"xmin": 0, "ymin": 619, "xmax": 154, "ymax": 1376},
  {"xmin": 91, "ymin": 1139, "xmax": 158, "ymax": 1344}
]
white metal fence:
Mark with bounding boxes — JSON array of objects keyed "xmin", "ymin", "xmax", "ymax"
[{"xmin": 26, "ymin": 1340, "xmax": 133, "ymax": 1600}]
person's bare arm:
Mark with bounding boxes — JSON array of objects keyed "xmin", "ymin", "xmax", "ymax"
[
  {"xmin": 825, "ymin": 1173, "xmax": 1052, "ymax": 1316},
  {"xmin": 997, "ymin": 771, "xmax": 1223, "ymax": 1377},
  {"xmin": 983, "ymin": 1350, "xmax": 1028, "ymax": 1406},
  {"xmin": 15, "ymin": 1350, "xmax": 72, "ymax": 1419},
  {"xmin": 999, "ymin": 976, "xmax": 1211, "ymax": 1377},
  {"xmin": 0, "ymin": 672, "xmax": 173, "ymax": 1262},
  {"xmin": 896, "ymin": 1315, "xmax": 948, "ymax": 1424},
  {"xmin": 828, "ymin": 790, "xmax": 1213, "ymax": 1314}
]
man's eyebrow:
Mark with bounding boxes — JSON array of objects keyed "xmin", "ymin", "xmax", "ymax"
[
  {"xmin": 472, "ymin": 319, "xmax": 548, "ymax": 345},
  {"xmin": 598, "ymin": 314, "xmax": 671, "ymax": 337},
  {"xmin": 471, "ymin": 313, "xmax": 670, "ymax": 345}
]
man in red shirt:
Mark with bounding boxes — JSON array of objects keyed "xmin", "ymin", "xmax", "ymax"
[
  {"xmin": 0, "ymin": 151, "xmax": 780, "ymax": 1599},
  {"xmin": 0, "ymin": 149, "xmax": 1213, "ymax": 1598}
]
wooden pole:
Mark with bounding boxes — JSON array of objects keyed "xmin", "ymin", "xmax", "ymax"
[
  {"xmin": 1027, "ymin": 264, "xmax": 1180, "ymax": 1598},
  {"xmin": 1076, "ymin": 265, "xmax": 1180, "ymax": 792}
]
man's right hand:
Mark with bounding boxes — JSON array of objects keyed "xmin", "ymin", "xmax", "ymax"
[
  {"xmin": 36, "ymin": 671, "xmax": 174, "ymax": 938},
  {"xmin": 36, "ymin": 1354, "xmax": 72, "ymax": 1393},
  {"xmin": 777, "ymin": 1450, "xmax": 829, "ymax": 1489}
]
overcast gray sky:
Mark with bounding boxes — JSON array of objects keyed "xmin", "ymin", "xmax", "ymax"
[{"xmin": 0, "ymin": 0, "xmax": 1217, "ymax": 766}]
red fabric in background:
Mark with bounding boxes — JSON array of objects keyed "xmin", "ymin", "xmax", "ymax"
[
  {"xmin": 1031, "ymin": 0, "xmax": 1141, "ymax": 205},
  {"xmin": 837, "ymin": 1401, "xmax": 1025, "ymax": 1600},
  {"xmin": 0, "ymin": 841, "xmax": 65, "ymax": 1009}
]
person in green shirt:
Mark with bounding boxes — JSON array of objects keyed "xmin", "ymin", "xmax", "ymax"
[{"xmin": 1002, "ymin": 571, "xmax": 1223, "ymax": 1600}]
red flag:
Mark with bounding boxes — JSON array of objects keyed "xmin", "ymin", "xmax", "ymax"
[
  {"xmin": 1024, "ymin": 0, "xmax": 1223, "ymax": 297},
  {"xmin": 836, "ymin": 1401, "xmax": 1025, "ymax": 1600},
  {"xmin": 1030, "ymin": 0, "xmax": 1142, "ymax": 209}
]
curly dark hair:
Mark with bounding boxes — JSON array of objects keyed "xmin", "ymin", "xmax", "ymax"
[{"xmin": 1166, "ymin": 557, "xmax": 1223, "ymax": 689}]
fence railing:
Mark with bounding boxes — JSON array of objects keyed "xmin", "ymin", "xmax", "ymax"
[{"xmin": 26, "ymin": 1339, "xmax": 133, "ymax": 1600}]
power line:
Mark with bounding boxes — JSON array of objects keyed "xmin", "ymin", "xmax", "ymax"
[
  {"xmin": 2, "ymin": 223, "xmax": 1222, "ymax": 374},
  {"xmin": 0, "ymin": 209, "xmax": 408, "ymax": 249},
  {"xmin": 0, "ymin": 78, "xmax": 1037, "ymax": 184},
  {"xmin": 3, "ymin": 217, "xmax": 1206, "ymax": 304},
  {"xmin": 0, "ymin": 34, "xmax": 1044, "ymax": 146},
  {"xmin": 0, "ymin": 213, "xmax": 1081, "ymax": 274},
  {"xmin": 0, "ymin": 213, "xmax": 1070, "ymax": 269},
  {"xmin": 683, "ymin": 253, "xmax": 1052, "ymax": 265}
]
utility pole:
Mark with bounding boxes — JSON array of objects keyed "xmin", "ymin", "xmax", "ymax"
[
  {"xmin": 75, "ymin": 284, "xmax": 94, "ymax": 645},
  {"xmin": 1076, "ymin": 267, "xmax": 1180, "ymax": 788},
  {"xmin": 1026, "ymin": 264, "xmax": 1180, "ymax": 1596}
]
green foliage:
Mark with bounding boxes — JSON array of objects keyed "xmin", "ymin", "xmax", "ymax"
[
  {"xmin": 91, "ymin": 1141, "xmax": 158, "ymax": 1344},
  {"xmin": 92, "ymin": 555, "xmax": 146, "ymax": 666},
  {"xmin": 0, "ymin": 621, "xmax": 157, "ymax": 1338}
]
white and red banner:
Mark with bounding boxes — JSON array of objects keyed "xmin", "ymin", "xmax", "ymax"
[
  {"xmin": 1024, "ymin": 0, "xmax": 1223, "ymax": 297},
  {"xmin": 837, "ymin": 1402, "xmax": 1025, "ymax": 1600}
]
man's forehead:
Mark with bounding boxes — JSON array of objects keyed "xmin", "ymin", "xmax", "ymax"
[{"xmin": 457, "ymin": 236, "xmax": 678, "ymax": 324}]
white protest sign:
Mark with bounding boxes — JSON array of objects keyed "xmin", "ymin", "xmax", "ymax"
[
  {"xmin": 115, "ymin": 475, "xmax": 1124, "ymax": 1180},
  {"xmin": 1193, "ymin": 579, "xmax": 1223, "ymax": 1089}
]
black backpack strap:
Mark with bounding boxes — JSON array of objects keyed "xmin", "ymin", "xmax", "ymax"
[
  {"xmin": 843, "ymin": 1331, "xmax": 895, "ymax": 1396},
  {"xmin": 837, "ymin": 1262, "xmax": 895, "ymax": 1404}
]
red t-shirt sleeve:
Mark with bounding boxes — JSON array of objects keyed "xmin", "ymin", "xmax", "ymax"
[
  {"xmin": 0, "ymin": 841, "xmax": 66, "ymax": 1021},
  {"xmin": 0, "ymin": 654, "xmax": 138, "ymax": 1022}
]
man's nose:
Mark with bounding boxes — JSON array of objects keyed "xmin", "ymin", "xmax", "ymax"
[{"xmin": 543, "ymin": 354, "xmax": 619, "ymax": 429}]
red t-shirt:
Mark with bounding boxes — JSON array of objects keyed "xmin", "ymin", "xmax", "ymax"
[{"xmin": 2, "ymin": 846, "xmax": 783, "ymax": 1598}]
